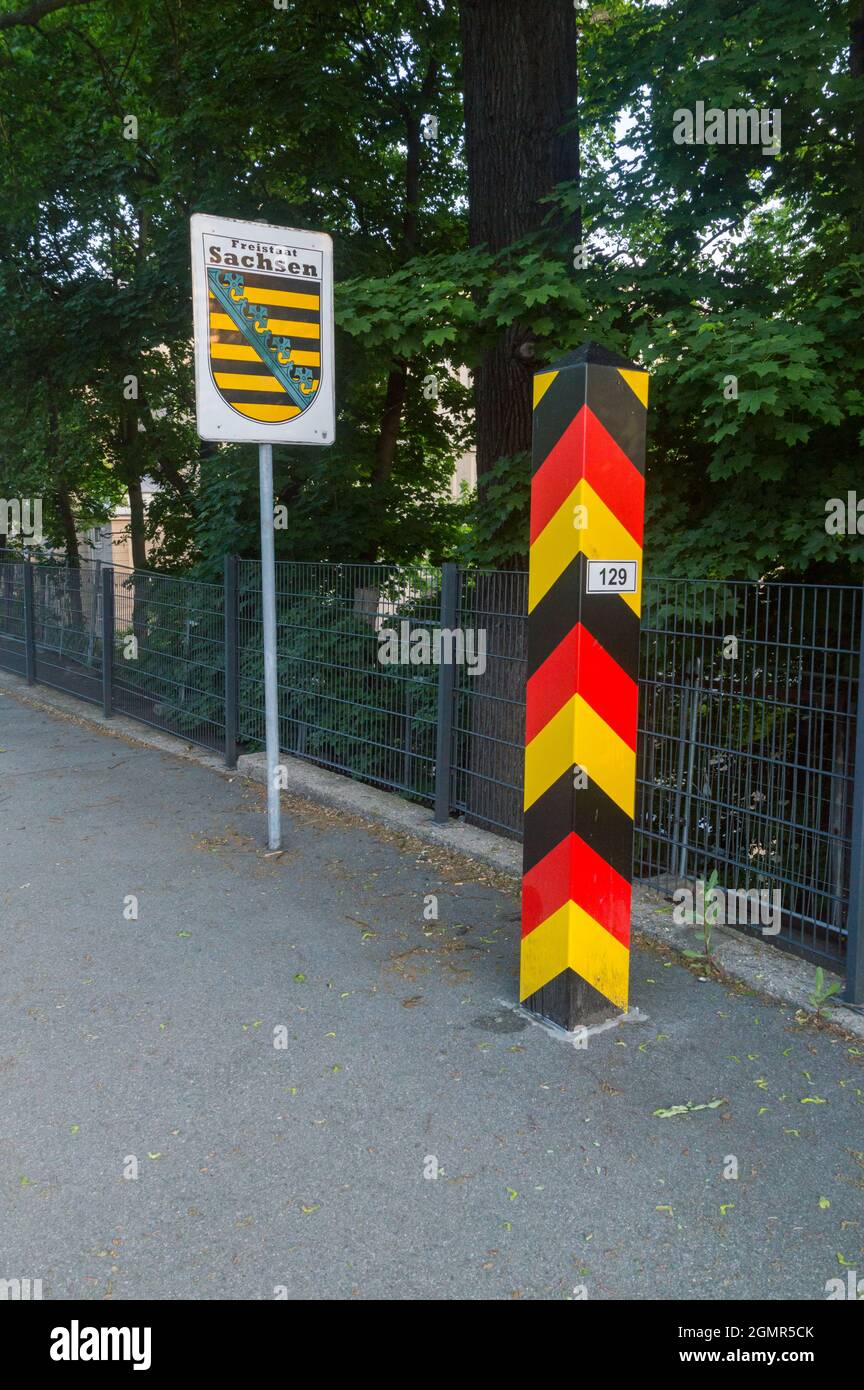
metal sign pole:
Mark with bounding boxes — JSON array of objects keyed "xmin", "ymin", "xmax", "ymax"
[{"xmin": 258, "ymin": 443, "xmax": 281, "ymax": 850}]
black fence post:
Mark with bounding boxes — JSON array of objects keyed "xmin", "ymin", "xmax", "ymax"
[
  {"xmin": 844, "ymin": 588, "xmax": 864, "ymax": 1004},
  {"xmin": 224, "ymin": 554, "xmax": 238, "ymax": 769},
  {"xmin": 433, "ymin": 562, "xmax": 459, "ymax": 822},
  {"xmin": 101, "ymin": 565, "xmax": 114, "ymax": 718},
  {"xmin": 23, "ymin": 557, "xmax": 36, "ymax": 685}
]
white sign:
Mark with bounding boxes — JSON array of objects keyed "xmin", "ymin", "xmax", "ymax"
[
  {"xmin": 586, "ymin": 560, "xmax": 638, "ymax": 594},
  {"xmin": 190, "ymin": 213, "xmax": 334, "ymax": 445}
]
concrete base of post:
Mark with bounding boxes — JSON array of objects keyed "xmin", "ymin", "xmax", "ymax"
[{"xmin": 523, "ymin": 971, "xmax": 623, "ymax": 1032}]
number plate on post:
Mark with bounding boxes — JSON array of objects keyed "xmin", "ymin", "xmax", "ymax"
[{"xmin": 586, "ymin": 560, "xmax": 638, "ymax": 594}]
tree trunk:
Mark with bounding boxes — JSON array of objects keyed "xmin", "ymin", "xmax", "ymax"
[
  {"xmin": 126, "ymin": 473, "xmax": 148, "ymax": 572},
  {"xmin": 460, "ymin": 0, "xmax": 580, "ymax": 491},
  {"xmin": 372, "ymin": 365, "xmax": 409, "ymax": 491},
  {"xmin": 47, "ymin": 408, "xmax": 86, "ymax": 643},
  {"xmin": 55, "ymin": 480, "xmax": 80, "ymax": 568}
]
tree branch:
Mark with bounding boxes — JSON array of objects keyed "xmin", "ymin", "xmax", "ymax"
[{"xmin": 0, "ymin": 0, "xmax": 92, "ymax": 30}]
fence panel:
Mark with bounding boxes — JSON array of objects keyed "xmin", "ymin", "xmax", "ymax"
[
  {"xmin": 636, "ymin": 579, "xmax": 862, "ymax": 966},
  {"xmin": 237, "ymin": 559, "xmax": 442, "ymax": 800},
  {"xmin": 451, "ymin": 567, "xmax": 527, "ymax": 838},
  {"xmin": 31, "ymin": 557, "xmax": 102, "ymax": 704},
  {"xmin": 109, "ymin": 565, "xmax": 226, "ymax": 752},
  {"xmin": 0, "ymin": 550, "xmax": 27, "ymax": 676}
]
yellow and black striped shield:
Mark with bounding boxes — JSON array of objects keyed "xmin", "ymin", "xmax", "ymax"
[{"xmin": 207, "ymin": 266, "xmax": 321, "ymax": 425}]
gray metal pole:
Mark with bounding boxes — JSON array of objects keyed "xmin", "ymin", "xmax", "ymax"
[
  {"xmin": 433, "ymin": 562, "xmax": 459, "ymax": 822},
  {"xmin": 677, "ymin": 656, "xmax": 701, "ymax": 881},
  {"xmin": 101, "ymin": 565, "xmax": 114, "ymax": 718},
  {"xmin": 258, "ymin": 444, "xmax": 281, "ymax": 850},
  {"xmin": 224, "ymin": 554, "xmax": 238, "ymax": 770},
  {"xmin": 23, "ymin": 558, "xmax": 36, "ymax": 685}
]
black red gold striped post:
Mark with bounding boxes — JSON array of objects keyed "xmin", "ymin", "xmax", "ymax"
[{"xmin": 521, "ymin": 342, "xmax": 649, "ymax": 1030}]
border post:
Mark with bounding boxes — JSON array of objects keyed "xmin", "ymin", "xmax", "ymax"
[{"xmin": 521, "ymin": 342, "xmax": 649, "ymax": 1029}]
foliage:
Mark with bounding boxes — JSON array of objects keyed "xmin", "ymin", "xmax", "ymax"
[
  {"xmin": 808, "ymin": 965, "xmax": 843, "ymax": 1014},
  {"xmin": 0, "ymin": 0, "xmax": 860, "ymax": 582}
]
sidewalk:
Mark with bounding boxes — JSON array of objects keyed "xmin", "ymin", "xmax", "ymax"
[{"xmin": 1, "ymin": 691, "xmax": 862, "ymax": 1300}]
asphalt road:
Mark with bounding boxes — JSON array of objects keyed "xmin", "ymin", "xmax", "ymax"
[{"xmin": 1, "ymin": 693, "xmax": 862, "ymax": 1300}]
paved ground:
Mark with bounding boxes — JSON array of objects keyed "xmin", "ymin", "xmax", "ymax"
[{"xmin": 1, "ymin": 693, "xmax": 863, "ymax": 1300}]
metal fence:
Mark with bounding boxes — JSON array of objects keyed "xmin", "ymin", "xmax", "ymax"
[{"xmin": 1, "ymin": 547, "xmax": 861, "ymax": 992}]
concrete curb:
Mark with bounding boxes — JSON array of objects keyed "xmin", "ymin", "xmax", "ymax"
[
  {"xmin": 2, "ymin": 665, "xmax": 861, "ymax": 1039},
  {"xmin": 236, "ymin": 749, "xmax": 523, "ymax": 876}
]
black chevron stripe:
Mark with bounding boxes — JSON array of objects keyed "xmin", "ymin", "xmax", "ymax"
[
  {"xmin": 532, "ymin": 362, "xmax": 646, "ymax": 478},
  {"xmin": 583, "ymin": 368, "xmax": 647, "ymax": 474},
  {"xmin": 522, "ymin": 766, "xmax": 634, "ymax": 879},
  {"xmin": 532, "ymin": 366, "xmax": 587, "ymax": 474},
  {"xmin": 522, "ymin": 967, "xmax": 623, "ymax": 1031},
  {"xmin": 527, "ymin": 552, "xmax": 641, "ymax": 682}
]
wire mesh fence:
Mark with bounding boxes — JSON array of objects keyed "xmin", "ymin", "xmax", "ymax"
[
  {"xmin": 110, "ymin": 567, "xmax": 226, "ymax": 750},
  {"xmin": 236, "ymin": 560, "xmax": 441, "ymax": 798},
  {"xmin": 452, "ymin": 567, "xmax": 527, "ymax": 839},
  {"xmin": 0, "ymin": 546, "xmax": 860, "ymax": 972},
  {"xmin": 636, "ymin": 580, "xmax": 863, "ymax": 967},
  {"xmin": 31, "ymin": 559, "xmax": 104, "ymax": 703},
  {"xmin": 0, "ymin": 552, "xmax": 26, "ymax": 675}
]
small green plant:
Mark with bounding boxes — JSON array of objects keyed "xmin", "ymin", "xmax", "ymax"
[
  {"xmin": 681, "ymin": 868, "xmax": 720, "ymax": 965},
  {"xmin": 808, "ymin": 966, "xmax": 842, "ymax": 1016}
]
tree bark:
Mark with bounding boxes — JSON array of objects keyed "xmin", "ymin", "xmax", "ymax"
[
  {"xmin": 372, "ymin": 364, "xmax": 409, "ymax": 489},
  {"xmin": 126, "ymin": 473, "xmax": 148, "ymax": 572},
  {"xmin": 46, "ymin": 407, "xmax": 86, "ymax": 642},
  {"xmin": 55, "ymin": 480, "xmax": 80, "ymax": 568},
  {"xmin": 459, "ymin": 0, "xmax": 579, "ymax": 487}
]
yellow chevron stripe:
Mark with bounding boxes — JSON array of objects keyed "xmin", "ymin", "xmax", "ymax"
[
  {"xmin": 533, "ymin": 371, "xmax": 558, "ymax": 409},
  {"xmin": 617, "ymin": 368, "xmax": 649, "ymax": 407},
  {"xmin": 209, "ymin": 311, "xmax": 320, "ymax": 339},
  {"xmin": 523, "ymin": 692, "xmax": 636, "ymax": 816},
  {"xmin": 527, "ymin": 478, "xmax": 642, "ymax": 616},
  {"xmin": 210, "ymin": 342, "xmax": 320, "ymax": 368},
  {"xmin": 209, "ymin": 288, "xmax": 319, "ymax": 311},
  {"xmin": 227, "ymin": 402, "xmax": 302, "ymax": 421},
  {"xmin": 520, "ymin": 898, "xmax": 630, "ymax": 1008}
]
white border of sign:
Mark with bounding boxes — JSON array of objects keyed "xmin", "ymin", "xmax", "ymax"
[
  {"xmin": 585, "ymin": 560, "xmax": 638, "ymax": 594},
  {"xmin": 190, "ymin": 212, "xmax": 334, "ymax": 446}
]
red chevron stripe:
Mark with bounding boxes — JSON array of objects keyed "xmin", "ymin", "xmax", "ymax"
[
  {"xmin": 525, "ymin": 621, "xmax": 638, "ymax": 749},
  {"xmin": 521, "ymin": 831, "xmax": 632, "ymax": 945},
  {"xmin": 530, "ymin": 405, "xmax": 645, "ymax": 545}
]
